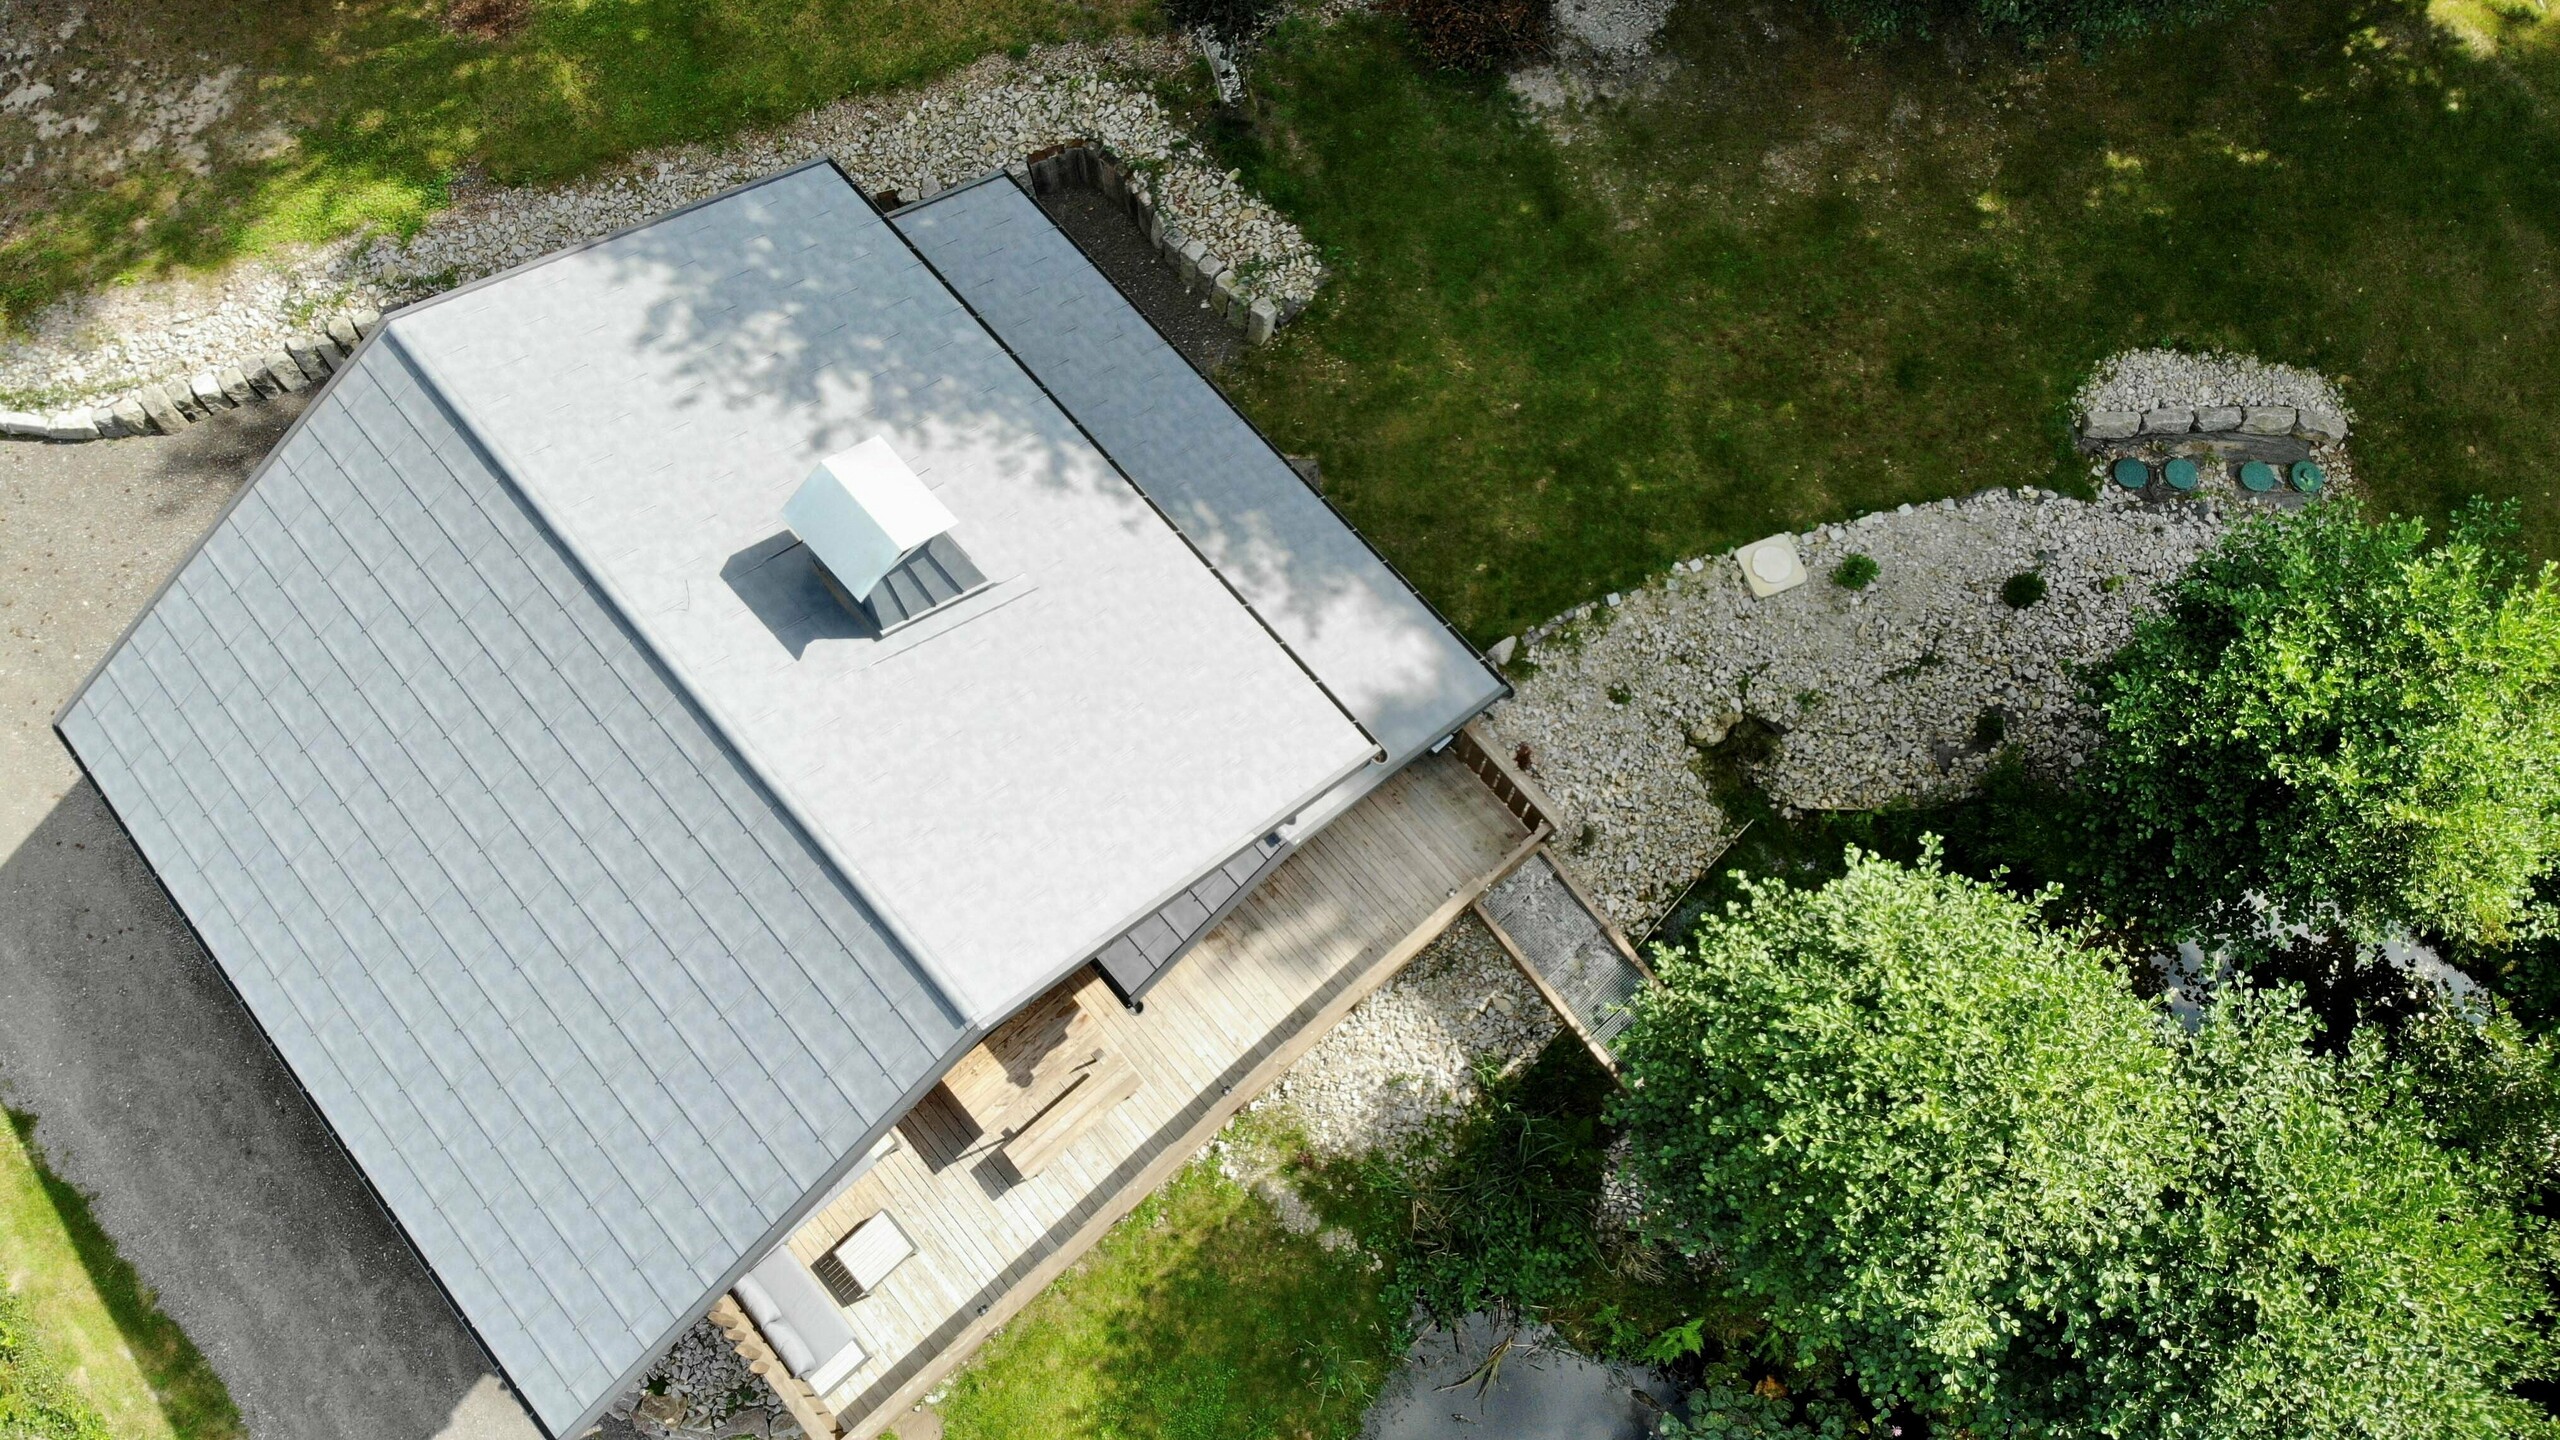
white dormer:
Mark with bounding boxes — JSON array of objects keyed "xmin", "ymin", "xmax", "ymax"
[{"xmin": 783, "ymin": 437, "xmax": 958, "ymax": 599}]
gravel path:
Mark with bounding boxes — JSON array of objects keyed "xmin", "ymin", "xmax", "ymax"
[
  {"xmin": 4, "ymin": 37, "xmax": 1323, "ymax": 414},
  {"xmin": 1478, "ymin": 485, "xmax": 2231, "ymax": 934},
  {"xmin": 1263, "ymin": 913, "xmax": 1562, "ymax": 1158}
]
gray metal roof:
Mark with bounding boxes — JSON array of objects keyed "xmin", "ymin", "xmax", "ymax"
[
  {"xmin": 391, "ymin": 162, "xmax": 1378, "ymax": 1028},
  {"xmin": 59, "ymin": 324, "xmax": 968, "ymax": 1435},
  {"xmin": 892, "ymin": 177, "xmax": 1505, "ymax": 769}
]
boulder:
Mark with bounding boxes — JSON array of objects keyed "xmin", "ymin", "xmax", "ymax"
[
  {"xmin": 92, "ymin": 406, "xmax": 127, "ymax": 438},
  {"xmin": 2195, "ymin": 406, "xmax": 2244, "ymax": 432},
  {"xmin": 219, "ymin": 367, "xmax": 258, "ymax": 404},
  {"xmin": 137, "ymin": 385, "xmax": 187, "ymax": 432},
  {"xmin": 264, "ymin": 352, "xmax": 309, "ymax": 393},
  {"xmin": 2081, "ymin": 410, "xmax": 2141, "ymax": 440},
  {"xmin": 190, "ymin": 371, "xmax": 234, "ymax": 411},
  {"xmin": 0, "ymin": 410, "xmax": 47, "ymax": 438},
  {"xmin": 351, "ymin": 306, "xmax": 383, "ymax": 336},
  {"xmin": 2240, "ymin": 406, "xmax": 2296, "ymax": 436},
  {"xmin": 2295, "ymin": 407, "xmax": 2348, "ymax": 442},
  {"xmin": 2140, "ymin": 408, "xmax": 2195, "ymax": 435},
  {"xmin": 1486, "ymin": 636, "xmax": 1518, "ymax": 666},
  {"xmin": 326, "ymin": 313, "xmax": 362, "ymax": 352},
  {"xmin": 45, "ymin": 411, "xmax": 100, "ymax": 441},
  {"xmin": 286, "ymin": 336, "xmax": 330, "ymax": 380},
  {"xmin": 111, "ymin": 396, "xmax": 150, "ymax": 435}
]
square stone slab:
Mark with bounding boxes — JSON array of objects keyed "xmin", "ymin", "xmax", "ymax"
[{"xmin": 1736, "ymin": 533, "xmax": 1807, "ymax": 597}]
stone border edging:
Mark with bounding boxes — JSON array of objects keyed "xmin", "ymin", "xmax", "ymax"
[
  {"xmin": 1, "ymin": 307, "xmax": 382, "ymax": 444},
  {"xmin": 1012, "ymin": 139, "xmax": 1314, "ymax": 346},
  {"xmin": 2079, "ymin": 402, "xmax": 2347, "ymax": 446}
]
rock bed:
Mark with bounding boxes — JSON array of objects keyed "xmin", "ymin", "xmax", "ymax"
[
  {"xmin": 2076, "ymin": 347, "xmax": 2350, "ymax": 421},
  {"xmin": 1479, "ymin": 485, "xmax": 2230, "ymax": 934},
  {"xmin": 604, "ymin": 1317, "xmax": 804, "ymax": 1440},
  {"xmin": 4, "ymin": 37, "xmax": 1324, "ymax": 415},
  {"xmin": 1259, "ymin": 913, "xmax": 1560, "ymax": 1158}
]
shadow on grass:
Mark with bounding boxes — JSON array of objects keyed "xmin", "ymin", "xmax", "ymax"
[
  {"xmin": 939, "ymin": 1162, "xmax": 1402, "ymax": 1440},
  {"xmin": 3, "ymin": 1109, "xmax": 242, "ymax": 1440}
]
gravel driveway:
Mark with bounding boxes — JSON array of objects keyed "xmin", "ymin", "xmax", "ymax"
[{"xmin": 0, "ymin": 410, "xmax": 541, "ymax": 1440}]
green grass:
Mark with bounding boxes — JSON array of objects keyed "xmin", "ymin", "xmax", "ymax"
[
  {"xmin": 0, "ymin": 1110, "xmax": 240, "ymax": 1440},
  {"xmin": 0, "ymin": 0, "xmax": 1152, "ymax": 330},
  {"xmin": 938, "ymin": 1151, "xmax": 1403, "ymax": 1440},
  {"xmin": 1220, "ymin": 0, "xmax": 2560, "ymax": 641}
]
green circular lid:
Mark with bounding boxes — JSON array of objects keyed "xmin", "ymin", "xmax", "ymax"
[
  {"xmin": 2239, "ymin": 460, "xmax": 2278, "ymax": 492},
  {"xmin": 2163, "ymin": 457, "xmax": 2200, "ymax": 491},
  {"xmin": 2112, "ymin": 457, "xmax": 2151, "ymax": 490},
  {"xmin": 2290, "ymin": 459, "xmax": 2325, "ymax": 493}
]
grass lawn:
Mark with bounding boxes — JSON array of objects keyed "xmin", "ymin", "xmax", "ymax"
[
  {"xmin": 937, "ymin": 1152, "xmax": 1403, "ymax": 1440},
  {"xmin": 1218, "ymin": 0, "xmax": 2560, "ymax": 642},
  {"xmin": 0, "ymin": 1110, "xmax": 239, "ymax": 1440},
  {"xmin": 0, "ymin": 0, "xmax": 1151, "ymax": 329}
]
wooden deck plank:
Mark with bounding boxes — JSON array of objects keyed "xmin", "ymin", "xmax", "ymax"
[{"xmin": 767, "ymin": 752, "xmax": 1527, "ymax": 1437}]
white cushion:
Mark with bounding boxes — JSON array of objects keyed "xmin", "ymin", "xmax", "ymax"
[
  {"xmin": 732, "ymin": 1274, "xmax": 783, "ymax": 1329},
  {"xmin": 762, "ymin": 1316, "xmax": 818, "ymax": 1378}
]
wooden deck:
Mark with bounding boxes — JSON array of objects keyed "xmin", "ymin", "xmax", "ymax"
[{"xmin": 786, "ymin": 749, "xmax": 1535, "ymax": 1439}]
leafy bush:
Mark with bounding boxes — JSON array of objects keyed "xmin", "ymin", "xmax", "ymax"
[
  {"xmin": 1660, "ymin": 1374, "xmax": 1867, "ymax": 1440},
  {"xmin": 0, "ymin": 1287, "xmax": 110, "ymax": 1440},
  {"xmin": 1818, "ymin": 0, "xmax": 2247, "ymax": 46},
  {"xmin": 1384, "ymin": 1042, "xmax": 1615, "ymax": 1324},
  {"xmin": 1164, "ymin": 0, "xmax": 1287, "ymax": 44},
  {"xmin": 1999, "ymin": 570, "xmax": 2045, "ymax": 608},
  {"xmin": 1831, "ymin": 554, "xmax": 1879, "ymax": 590},
  {"xmin": 1615, "ymin": 848, "xmax": 2553, "ymax": 1440},
  {"xmin": 2078, "ymin": 499, "xmax": 2560, "ymax": 947},
  {"xmin": 1389, "ymin": 0, "xmax": 1550, "ymax": 72}
]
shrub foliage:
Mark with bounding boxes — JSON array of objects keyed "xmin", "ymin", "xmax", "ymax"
[
  {"xmin": 1615, "ymin": 848, "xmax": 2552, "ymax": 1440},
  {"xmin": 2078, "ymin": 499, "xmax": 2560, "ymax": 947},
  {"xmin": 1389, "ymin": 0, "xmax": 1551, "ymax": 72}
]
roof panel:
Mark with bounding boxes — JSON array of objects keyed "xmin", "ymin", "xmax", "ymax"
[
  {"xmin": 894, "ymin": 177, "xmax": 1503, "ymax": 768},
  {"xmin": 61, "ymin": 332, "xmax": 967, "ymax": 1435}
]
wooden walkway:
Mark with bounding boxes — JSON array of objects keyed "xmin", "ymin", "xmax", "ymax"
[{"xmin": 788, "ymin": 750, "xmax": 1534, "ymax": 1439}]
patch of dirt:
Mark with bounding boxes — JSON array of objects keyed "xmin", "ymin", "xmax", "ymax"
[{"xmin": 443, "ymin": 0, "xmax": 530, "ymax": 42}]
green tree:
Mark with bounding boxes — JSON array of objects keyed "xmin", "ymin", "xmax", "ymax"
[
  {"xmin": 2078, "ymin": 500, "xmax": 2560, "ymax": 949},
  {"xmin": 1616, "ymin": 848, "xmax": 2553, "ymax": 1439},
  {"xmin": 1614, "ymin": 848, "xmax": 2185, "ymax": 1429}
]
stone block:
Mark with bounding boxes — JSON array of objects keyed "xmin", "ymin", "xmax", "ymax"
[
  {"xmin": 1179, "ymin": 240, "xmax": 1212, "ymax": 293},
  {"xmin": 1735, "ymin": 533, "xmax": 1808, "ymax": 598},
  {"xmin": 1100, "ymin": 159, "xmax": 1127, "ymax": 201},
  {"xmin": 1246, "ymin": 298, "xmax": 1278, "ymax": 345},
  {"xmin": 2295, "ymin": 407, "xmax": 2348, "ymax": 442},
  {"xmin": 286, "ymin": 336, "xmax": 329, "ymax": 380},
  {"xmin": 219, "ymin": 366, "xmax": 257, "ymax": 404},
  {"xmin": 2240, "ymin": 406, "xmax": 2296, "ymax": 436},
  {"xmin": 2140, "ymin": 407, "xmax": 2195, "ymax": 435},
  {"xmin": 1143, "ymin": 204, "xmax": 1165, "ymax": 247},
  {"xmin": 2195, "ymin": 406, "xmax": 2244, "ymax": 432},
  {"xmin": 137, "ymin": 385, "xmax": 186, "ymax": 432},
  {"xmin": 45, "ymin": 411, "xmax": 100, "ymax": 441},
  {"xmin": 112, "ymin": 396, "xmax": 150, "ymax": 436},
  {"xmin": 263, "ymin": 352, "xmax": 309, "ymax": 393},
  {"xmin": 191, "ymin": 371, "xmax": 234, "ymax": 411},
  {"xmin": 0, "ymin": 410, "xmax": 46, "ymax": 438},
  {"xmin": 246, "ymin": 363, "xmax": 281, "ymax": 398},
  {"xmin": 1212, "ymin": 272, "xmax": 1244, "ymax": 329},
  {"xmin": 2081, "ymin": 410, "xmax": 2140, "ymax": 440},
  {"xmin": 326, "ymin": 313, "xmax": 362, "ymax": 352},
  {"xmin": 93, "ymin": 406, "xmax": 126, "ymax": 438},
  {"xmin": 351, "ymin": 306, "xmax": 383, "ymax": 336}
]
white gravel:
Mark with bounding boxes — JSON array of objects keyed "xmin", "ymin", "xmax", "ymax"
[
  {"xmin": 1553, "ymin": 0, "xmax": 1678, "ymax": 57},
  {"xmin": 2076, "ymin": 347, "xmax": 2351, "ymax": 421},
  {"xmin": 1479, "ymin": 484, "xmax": 2232, "ymax": 934},
  {"xmin": 1260, "ymin": 913, "xmax": 1561, "ymax": 1158},
  {"xmin": 4, "ymin": 37, "xmax": 1323, "ymax": 413}
]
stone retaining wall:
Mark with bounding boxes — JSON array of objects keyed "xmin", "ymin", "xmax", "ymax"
[
  {"xmin": 2079, "ymin": 402, "xmax": 2348, "ymax": 446},
  {"xmin": 1012, "ymin": 139, "xmax": 1311, "ymax": 346},
  {"xmin": 0, "ymin": 306, "xmax": 381, "ymax": 444}
]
